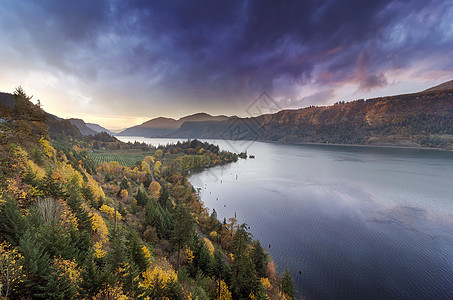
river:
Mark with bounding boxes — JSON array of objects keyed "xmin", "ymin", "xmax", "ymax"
[{"xmin": 118, "ymin": 136, "xmax": 453, "ymax": 299}]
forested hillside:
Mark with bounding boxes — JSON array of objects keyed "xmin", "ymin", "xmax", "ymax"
[
  {"xmin": 170, "ymin": 88, "xmax": 453, "ymax": 149},
  {"xmin": 118, "ymin": 82, "xmax": 453, "ymax": 150},
  {"xmin": 0, "ymin": 88, "xmax": 295, "ymax": 299}
]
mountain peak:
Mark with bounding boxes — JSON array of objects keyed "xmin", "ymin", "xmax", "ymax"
[
  {"xmin": 139, "ymin": 116, "xmax": 179, "ymax": 128},
  {"xmin": 179, "ymin": 112, "xmax": 228, "ymax": 123},
  {"xmin": 178, "ymin": 112, "xmax": 212, "ymax": 120}
]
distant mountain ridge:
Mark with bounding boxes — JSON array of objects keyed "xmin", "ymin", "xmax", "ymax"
[
  {"xmin": 67, "ymin": 119, "xmax": 113, "ymax": 136},
  {"xmin": 68, "ymin": 118, "xmax": 98, "ymax": 136},
  {"xmin": 119, "ymin": 80, "xmax": 453, "ymax": 149},
  {"xmin": 86, "ymin": 123, "xmax": 113, "ymax": 135},
  {"xmin": 118, "ymin": 112, "xmax": 230, "ymax": 137}
]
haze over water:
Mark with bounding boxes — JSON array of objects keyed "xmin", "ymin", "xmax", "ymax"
[{"xmin": 118, "ymin": 137, "xmax": 453, "ymax": 299}]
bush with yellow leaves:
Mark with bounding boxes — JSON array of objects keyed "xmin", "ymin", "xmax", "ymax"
[
  {"xmin": 148, "ymin": 181, "xmax": 161, "ymax": 199},
  {"xmin": 100, "ymin": 204, "xmax": 123, "ymax": 221},
  {"xmin": 92, "ymin": 285, "xmax": 129, "ymax": 300},
  {"xmin": 38, "ymin": 137, "xmax": 56, "ymax": 159},
  {"xmin": 0, "ymin": 242, "xmax": 24, "ymax": 298},
  {"xmin": 203, "ymin": 237, "xmax": 215, "ymax": 256},
  {"xmin": 90, "ymin": 211, "xmax": 108, "ymax": 242},
  {"xmin": 216, "ymin": 279, "xmax": 232, "ymax": 300},
  {"xmin": 139, "ymin": 261, "xmax": 183, "ymax": 300},
  {"xmin": 93, "ymin": 241, "xmax": 106, "ymax": 259},
  {"xmin": 142, "ymin": 245, "xmax": 152, "ymax": 265}
]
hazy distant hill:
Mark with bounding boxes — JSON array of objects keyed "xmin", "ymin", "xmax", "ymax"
[
  {"xmin": 68, "ymin": 118, "xmax": 98, "ymax": 136},
  {"xmin": 86, "ymin": 123, "xmax": 113, "ymax": 135},
  {"xmin": 118, "ymin": 112, "xmax": 230, "ymax": 137}
]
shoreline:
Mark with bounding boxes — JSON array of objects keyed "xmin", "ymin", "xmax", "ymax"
[
  {"xmin": 116, "ymin": 135, "xmax": 452, "ymax": 153},
  {"xmin": 264, "ymin": 140, "xmax": 451, "ymax": 152}
]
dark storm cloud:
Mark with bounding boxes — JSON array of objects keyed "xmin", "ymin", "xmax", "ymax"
[{"xmin": 1, "ymin": 0, "xmax": 452, "ymax": 112}]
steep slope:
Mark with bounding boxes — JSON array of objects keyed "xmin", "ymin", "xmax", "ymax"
[
  {"xmin": 169, "ymin": 87, "xmax": 453, "ymax": 149},
  {"xmin": 68, "ymin": 118, "xmax": 98, "ymax": 136},
  {"xmin": 257, "ymin": 89, "xmax": 453, "ymax": 147},
  {"xmin": 423, "ymin": 80, "xmax": 453, "ymax": 92},
  {"xmin": 86, "ymin": 122, "xmax": 113, "ymax": 135}
]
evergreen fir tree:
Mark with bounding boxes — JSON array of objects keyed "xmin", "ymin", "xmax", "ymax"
[
  {"xmin": 79, "ymin": 255, "xmax": 105, "ymax": 298},
  {"xmin": 197, "ymin": 244, "xmax": 213, "ymax": 276},
  {"xmin": 251, "ymin": 240, "xmax": 268, "ymax": 278},
  {"xmin": 231, "ymin": 224, "xmax": 259, "ymax": 299},
  {"xmin": 18, "ymin": 230, "xmax": 51, "ymax": 298},
  {"xmin": 0, "ymin": 196, "xmax": 28, "ymax": 246},
  {"xmin": 281, "ymin": 267, "xmax": 296, "ymax": 299},
  {"xmin": 135, "ymin": 184, "xmax": 148, "ymax": 207},
  {"xmin": 126, "ymin": 231, "xmax": 148, "ymax": 272},
  {"xmin": 158, "ymin": 184, "xmax": 170, "ymax": 209},
  {"xmin": 107, "ymin": 230, "xmax": 127, "ymax": 272},
  {"xmin": 38, "ymin": 222, "xmax": 77, "ymax": 260},
  {"xmin": 171, "ymin": 205, "xmax": 194, "ymax": 269},
  {"xmin": 120, "ymin": 176, "xmax": 129, "ymax": 191},
  {"xmin": 42, "ymin": 169, "xmax": 67, "ymax": 199}
]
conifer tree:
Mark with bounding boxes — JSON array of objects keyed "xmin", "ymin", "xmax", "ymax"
[
  {"xmin": 79, "ymin": 256, "xmax": 104, "ymax": 298},
  {"xmin": 42, "ymin": 170, "xmax": 67, "ymax": 199},
  {"xmin": 120, "ymin": 177, "xmax": 129, "ymax": 191},
  {"xmin": 0, "ymin": 197, "xmax": 28, "ymax": 246},
  {"xmin": 281, "ymin": 267, "xmax": 296, "ymax": 299},
  {"xmin": 231, "ymin": 224, "xmax": 259, "ymax": 298},
  {"xmin": 126, "ymin": 231, "xmax": 148, "ymax": 272},
  {"xmin": 107, "ymin": 230, "xmax": 127, "ymax": 272},
  {"xmin": 135, "ymin": 184, "xmax": 148, "ymax": 207},
  {"xmin": 171, "ymin": 205, "xmax": 194, "ymax": 269},
  {"xmin": 251, "ymin": 240, "xmax": 268, "ymax": 278},
  {"xmin": 18, "ymin": 230, "xmax": 51, "ymax": 298},
  {"xmin": 158, "ymin": 185, "xmax": 170, "ymax": 208}
]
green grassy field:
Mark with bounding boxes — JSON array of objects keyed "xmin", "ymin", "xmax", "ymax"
[{"xmin": 88, "ymin": 150, "xmax": 155, "ymax": 167}]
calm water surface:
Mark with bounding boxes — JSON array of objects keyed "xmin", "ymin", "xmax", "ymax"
[{"xmin": 118, "ymin": 137, "xmax": 453, "ymax": 299}]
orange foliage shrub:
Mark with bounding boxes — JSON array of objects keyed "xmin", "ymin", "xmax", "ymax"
[
  {"xmin": 38, "ymin": 138, "xmax": 56, "ymax": 159},
  {"xmin": 90, "ymin": 212, "xmax": 108, "ymax": 242},
  {"xmin": 99, "ymin": 204, "xmax": 122, "ymax": 221},
  {"xmin": 203, "ymin": 237, "xmax": 214, "ymax": 255},
  {"xmin": 148, "ymin": 181, "xmax": 161, "ymax": 198},
  {"xmin": 216, "ymin": 280, "xmax": 232, "ymax": 300}
]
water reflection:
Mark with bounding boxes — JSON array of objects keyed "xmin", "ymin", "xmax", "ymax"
[
  {"xmin": 117, "ymin": 137, "xmax": 453, "ymax": 299},
  {"xmin": 187, "ymin": 142, "xmax": 453, "ymax": 299}
]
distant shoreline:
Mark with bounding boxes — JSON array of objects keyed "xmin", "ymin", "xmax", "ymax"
[
  {"xmin": 268, "ymin": 140, "xmax": 451, "ymax": 152},
  {"xmin": 116, "ymin": 135, "xmax": 452, "ymax": 152}
]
